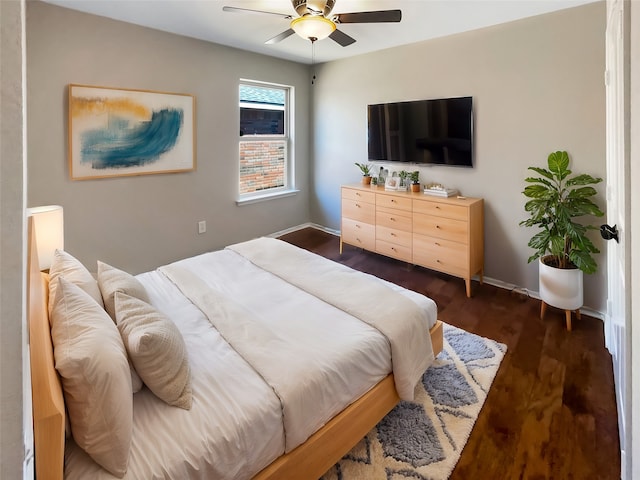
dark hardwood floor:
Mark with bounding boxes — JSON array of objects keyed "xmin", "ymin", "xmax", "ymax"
[{"xmin": 279, "ymin": 227, "xmax": 620, "ymax": 480}]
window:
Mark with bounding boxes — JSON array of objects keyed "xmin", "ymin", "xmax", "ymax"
[{"xmin": 238, "ymin": 81, "xmax": 294, "ymax": 202}]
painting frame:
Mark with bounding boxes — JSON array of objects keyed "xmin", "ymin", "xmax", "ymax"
[{"xmin": 68, "ymin": 84, "xmax": 196, "ymax": 180}]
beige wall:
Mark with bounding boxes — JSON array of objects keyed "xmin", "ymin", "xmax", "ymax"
[
  {"xmin": 310, "ymin": 3, "xmax": 607, "ymax": 312},
  {"xmin": 26, "ymin": 1, "xmax": 311, "ymax": 274},
  {"xmin": 1, "ymin": 0, "xmax": 27, "ymax": 477}
]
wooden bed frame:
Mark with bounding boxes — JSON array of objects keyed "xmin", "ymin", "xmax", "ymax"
[{"xmin": 27, "ymin": 218, "xmax": 444, "ymax": 480}]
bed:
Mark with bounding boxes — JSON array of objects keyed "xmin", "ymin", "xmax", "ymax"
[{"xmin": 27, "ymin": 218, "xmax": 443, "ymax": 480}]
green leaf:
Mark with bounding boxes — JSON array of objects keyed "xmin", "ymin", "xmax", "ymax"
[
  {"xmin": 548, "ymin": 151, "xmax": 570, "ymax": 178},
  {"xmin": 528, "ymin": 230, "xmax": 550, "ymax": 250},
  {"xmin": 566, "ymin": 173, "xmax": 603, "ymax": 187},
  {"xmin": 567, "ymin": 186, "xmax": 599, "ymax": 199},
  {"xmin": 527, "ymin": 167, "xmax": 555, "ymax": 181},
  {"xmin": 523, "ymin": 184, "xmax": 551, "ymax": 199},
  {"xmin": 549, "ymin": 235, "xmax": 565, "ymax": 257},
  {"xmin": 570, "ymin": 250, "xmax": 598, "ymax": 274}
]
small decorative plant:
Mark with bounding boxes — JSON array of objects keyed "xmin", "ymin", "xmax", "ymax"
[
  {"xmin": 355, "ymin": 162, "xmax": 372, "ymax": 185},
  {"xmin": 398, "ymin": 170, "xmax": 408, "ymax": 188},
  {"xmin": 409, "ymin": 171, "xmax": 421, "ymax": 192},
  {"xmin": 354, "ymin": 162, "xmax": 372, "ymax": 177},
  {"xmin": 520, "ymin": 150, "xmax": 604, "ymax": 274}
]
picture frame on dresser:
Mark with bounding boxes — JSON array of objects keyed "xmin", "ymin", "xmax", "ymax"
[{"xmin": 384, "ymin": 176, "xmax": 400, "ymax": 190}]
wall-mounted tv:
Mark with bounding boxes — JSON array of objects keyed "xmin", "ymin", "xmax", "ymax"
[{"xmin": 367, "ymin": 96, "xmax": 473, "ymax": 167}]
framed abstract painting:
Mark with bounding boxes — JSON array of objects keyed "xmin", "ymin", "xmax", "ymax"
[{"xmin": 68, "ymin": 84, "xmax": 196, "ymax": 180}]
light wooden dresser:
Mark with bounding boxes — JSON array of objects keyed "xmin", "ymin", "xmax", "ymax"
[{"xmin": 340, "ymin": 184, "xmax": 484, "ymax": 297}]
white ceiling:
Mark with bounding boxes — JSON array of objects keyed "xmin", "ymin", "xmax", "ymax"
[{"xmin": 42, "ymin": 0, "xmax": 599, "ymax": 64}]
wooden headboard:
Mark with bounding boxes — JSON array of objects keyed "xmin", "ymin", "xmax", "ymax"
[{"xmin": 27, "ymin": 216, "xmax": 65, "ymax": 480}]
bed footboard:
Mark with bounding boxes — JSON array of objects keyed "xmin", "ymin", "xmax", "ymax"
[{"xmin": 253, "ymin": 320, "xmax": 443, "ymax": 480}]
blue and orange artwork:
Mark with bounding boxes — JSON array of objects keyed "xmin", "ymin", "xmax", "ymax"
[
  {"xmin": 69, "ymin": 86, "xmax": 195, "ymax": 179},
  {"xmin": 71, "ymin": 96, "xmax": 183, "ymax": 169}
]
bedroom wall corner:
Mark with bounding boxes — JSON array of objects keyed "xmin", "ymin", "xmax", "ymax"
[
  {"xmin": 309, "ymin": 2, "xmax": 607, "ymax": 314},
  {"xmin": 0, "ymin": 0, "xmax": 30, "ymax": 478}
]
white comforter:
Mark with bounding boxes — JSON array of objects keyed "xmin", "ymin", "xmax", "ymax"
[{"xmin": 64, "ymin": 240, "xmax": 438, "ymax": 479}]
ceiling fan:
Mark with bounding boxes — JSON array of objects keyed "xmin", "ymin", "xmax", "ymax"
[{"xmin": 222, "ymin": 0, "xmax": 401, "ymax": 47}]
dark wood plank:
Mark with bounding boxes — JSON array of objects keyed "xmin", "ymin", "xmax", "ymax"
[{"xmin": 279, "ymin": 227, "xmax": 620, "ymax": 479}]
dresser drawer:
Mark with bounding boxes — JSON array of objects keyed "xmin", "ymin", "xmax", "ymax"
[
  {"xmin": 413, "ymin": 213, "xmax": 468, "ymax": 244},
  {"xmin": 376, "ymin": 225, "xmax": 412, "ymax": 248},
  {"xmin": 342, "ymin": 187, "xmax": 376, "ymax": 204},
  {"xmin": 377, "ymin": 194, "xmax": 412, "ymax": 211},
  {"xmin": 342, "ymin": 218, "xmax": 375, "ymax": 251},
  {"xmin": 376, "ymin": 207, "xmax": 412, "ymax": 232},
  {"xmin": 413, "ymin": 234, "xmax": 468, "ymax": 277},
  {"xmin": 413, "ymin": 199, "xmax": 467, "ymax": 221},
  {"xmin": 343, "ymin": 198, "xmax": 376, "ymax": 223},
  {"xmin": 376, "ymin": 239, "xmax": 412, "ymax": 262}
]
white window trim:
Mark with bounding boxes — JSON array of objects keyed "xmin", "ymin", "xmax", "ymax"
[
  {"xmin": 236, "ymin": 188, "xmax": 300, "ymax": 206},
  {"xmin": 237, "ymin": 80, "xmax": 295, "ymax": 203}
]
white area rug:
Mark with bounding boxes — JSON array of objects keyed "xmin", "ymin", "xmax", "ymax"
[{"xmin": 321, "ymin": 324, "xmax": 506, "ymax": 480}]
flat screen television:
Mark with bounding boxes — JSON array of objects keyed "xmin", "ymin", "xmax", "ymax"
[{"xmin": 367, "ymin": 96, "xmax": 473, "ymax": 167}]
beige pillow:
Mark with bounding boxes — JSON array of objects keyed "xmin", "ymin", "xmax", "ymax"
[
  {"xmin": 115, "ymin": 291, "xmax": 192, "ymax": 410},
  {"xmin": 97, "ymin": 261, "xmax": 149, "ymax": 322},
  {"xmin": 48, "ymin": 249, "xmax": 103, "ymax": 316},
  {"xmin": 50, "ymin": 277, "xmax": 132, "ymax": 477}
]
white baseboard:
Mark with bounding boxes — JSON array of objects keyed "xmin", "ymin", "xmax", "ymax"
[
  {"xmin": 481, "ymin": 276, "xmax": 604, "ymax": 320},
  {"xmin": 268, "ymin": 223, "xmax": 340, "ymax": 238},
  {"xmin": 273, "ymin": 224, "xmax": 605, "ymax": 320}
]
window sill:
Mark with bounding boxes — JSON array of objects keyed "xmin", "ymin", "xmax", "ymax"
[{"xmin": 236, "ymin": 189, "xmax": 300, "ymax": 206}]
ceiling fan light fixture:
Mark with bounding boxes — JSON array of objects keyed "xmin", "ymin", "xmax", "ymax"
[{"xmin": 290, "ymin": 15, "xmax": 336, "ymax": 41}]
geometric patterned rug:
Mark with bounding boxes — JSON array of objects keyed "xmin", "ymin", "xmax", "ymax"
[{"xmin": 320, "ymin": 323, "xmax": 506, "ymax": 480}]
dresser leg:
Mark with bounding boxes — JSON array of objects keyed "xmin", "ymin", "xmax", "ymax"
[
  {"xmin": 565, "ymin": 309, "xmax": 572, "ymax": 331},
  {"xmin": 465, "ymin": 278, "xmax": 472, "ymax": 298},
  {"xmin": 339, "ymin": 237, "xmax": 343, "ymax": 254},
  {"xmin": 540, "ymin": 301, "xmax": 547, "ymax": 319}
]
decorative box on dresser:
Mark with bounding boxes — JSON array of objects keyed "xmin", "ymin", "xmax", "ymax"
[{"xmin": 340, "ymin": 184, "xmax": 484, "ymax": 297}]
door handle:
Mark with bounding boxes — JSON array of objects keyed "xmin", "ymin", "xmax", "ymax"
[{"xmin": 600, "ymin": 224, "xmax": 619, "ymax": 243}]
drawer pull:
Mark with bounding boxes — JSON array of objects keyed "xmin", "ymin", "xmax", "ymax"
[
  {"xmin": 356, "ymin": 224, "xmax": 361, "ymax": 229},
  {"xmin": 436, "ymin": 225, "xmax": 441, "ymax": 229},
  {"xmin": 356, "ymin": 203, "xmax": 361, "ymax": 208},
  {"xmin": 391, "ymin": 232, "xmax": 396, "ymax": 237},
  {"xmin": 436, "ymin": 259, "xmax": 442, "ymax": 263},
  {"xmin": 391, "ymin": 247, "xmax": 397, "ymax": 252},
  {"xmin": 356, "ymin": 193, "xmax": 361, "ymax": 196},
  {"xmin": 435, "ymin": 206, "xmax": 441, "ymax": 209},
  {"xmin": 391, "ymin": 199, "xmax": 397, "ymax": 203},
  {"xmin": 435, "ymin": 242, "xmax": 440, "ymax": 246},
  {"xmin": 390, "ymin": 217, "xmax": 396, "ymax": 221}
]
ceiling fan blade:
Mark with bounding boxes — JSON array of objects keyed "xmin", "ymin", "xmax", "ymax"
[
  {"xmin": 329, "ymin": 29, "xmax": 356, "ymax": 47},
  {"xmin": 335, "ymin": 10, "xmax": 402, "ymax": 24},
  {"xmin": 265, "ymin": 29, "xmax": 296, "ymax": 45},
  {"xmin": 222, "ymin": 6, "xmax": 292, "ymax": 19}
]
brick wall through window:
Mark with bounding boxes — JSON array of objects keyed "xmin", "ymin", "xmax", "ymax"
[{"xmin": 239, "ymin": 140, "xmax": 286, "ymax": 194}]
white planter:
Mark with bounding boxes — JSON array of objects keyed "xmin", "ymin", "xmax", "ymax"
[{"xmin": 539, "ymin": 257, "xmax": 583, "ymax": 310}]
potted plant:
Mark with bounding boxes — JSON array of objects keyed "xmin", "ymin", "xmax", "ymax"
[
  {"xmin": 355, "ymin": 162, "xmax": 372, "ymax": 185},
  {"xmin": 410, "ymin": 171, "xmax": 421, "ymax": 192},
  {"xmin": 398, "ymin": 170, "xmax": 409, "ymax": 190},
  {"xmin": 520, "ymin": 150, "xmax": 604, "ymax": 330}
]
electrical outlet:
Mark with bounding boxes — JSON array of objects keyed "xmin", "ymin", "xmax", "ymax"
[{"xmin": 198, "ymin": 220, "xmax": 206, "ymax": 234}]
